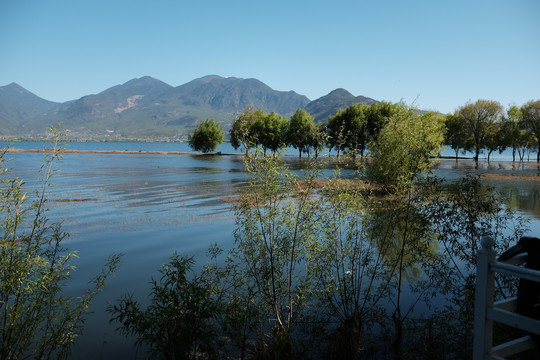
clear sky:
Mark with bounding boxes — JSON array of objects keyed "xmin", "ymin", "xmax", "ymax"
[{"xmin": 1, "ymin": 0, "xmax": 539, "ymax": 113}]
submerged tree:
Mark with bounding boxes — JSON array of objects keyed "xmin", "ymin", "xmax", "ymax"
[
  {"xmin": 327, "ymin": 103, "xmax": 369, "ymax": 158},
  {"xmin": 229, "ymin": 155, "xmax": 318, "ymax": 357},
  {"xmin": 305, "ymin": 176, "xmax": 395, "ymax": 359},
  {"xmin": 287, "ymin": 109, "xmax": 316, "ymax": 158},
  {"xmin": 367, "ymin": 105, "xmax": 445, "ymax": 191},
  {"xmin": 456, "ymin": 99, "xmax": 504, "ymax": 162},
  {"xmin": 230, "ymin": 107, "xmax": 263, "ymax": 155},
  {"xmin": 188, "ymin": 118, "xmax": 225, "ymax": 153},
  {"xmin": 521, "ymin": 99, "xmax": 540, "ymax": 162},
  {"xmin": 108, "ymin": 254, "xmax": 222, "ymax": 359},
  {"xmin": 257, "ymin": 111, "xmax": 288, "ymax": 156}
]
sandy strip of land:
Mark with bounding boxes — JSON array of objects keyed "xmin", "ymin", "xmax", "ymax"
[
  {"xmin": 479, "ymin": 173, "xmax": 540, "ymax": 181},
  {"xmin": 4, "ymin": 148, "xmax": 231, "ymax": 156}
]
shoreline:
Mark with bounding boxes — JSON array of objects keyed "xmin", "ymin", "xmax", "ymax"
[
  {"xmin": 4, "ymin": 148, "xmax": 237, "ymax": 156},
  {"xmin": 4, "ymin": 148, "xmax": 540, "ymax": 169}
]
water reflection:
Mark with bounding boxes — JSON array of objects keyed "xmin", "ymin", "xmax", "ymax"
[
  {"xmin": 3, "ymin": 144, "xmax": 540, "ymax": 358},
  {"xmin": 496, "ymin": 182, "xmax": 540, "ymax": 220}
]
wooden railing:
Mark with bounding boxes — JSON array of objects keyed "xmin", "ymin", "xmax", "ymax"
[{"xmin": 473, "ymin": 236, "xmax": 540, "ymax": 359}]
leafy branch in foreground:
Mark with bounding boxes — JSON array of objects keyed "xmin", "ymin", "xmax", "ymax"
[
  {"xmin": 0, "ymin": 129, "xmax": 121, "ymax": 360},
  {"xmin": 108, "ymin": 253, "xmax": 222, "ymax": 360}
]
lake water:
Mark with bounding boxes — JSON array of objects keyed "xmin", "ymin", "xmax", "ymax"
[{"xmin": 2, "ymin": 141, "xmax": 540, "ymax": 359}]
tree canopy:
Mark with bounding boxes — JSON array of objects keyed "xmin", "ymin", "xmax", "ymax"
[
  {"xmin": 287, "ymin": 109, "xmax": 316, "ymax": 158},
  {"xmin": 188, "ymin": 118, "xmax": 225, "ymax": 153},
  {"xmin": 456, "ymin": 100, "xmax": 504, "ymax": 161},
  {"xmin": 368, "ymin": 105, "xmax": 446, "ymax": 190},
  {"xmin": 521, "ymin": 100, "xmax": 540, "ymax": 162}
]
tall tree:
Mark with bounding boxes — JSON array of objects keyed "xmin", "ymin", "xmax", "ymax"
[
  {"xmin": 311, "ymin": 122, "xmax": 328, "ymax": 159},
  {"xmin": 188, "ymin": 118, "xmax": 225, "ymax": 153},
  {"xmin": 521, "ymin": 100, "xmax": 540, "ymax": 162},
  {"xmin": 364, "ymin": 101, "xmax": 398, "ymax": 144},
  {"xmin": 287, "ymin": 109, "xmax": 316, "ymax": 158},
  {"xmin": 456, "ymin": 100, "xmax": 504, "ymax": 161},
  {"xmin": 445, "ymin": 112, "xmax": 470, "ymax": 159},
  {"xmin": 256, "ymin": 112, "xmax": 288, "ymax": 156},
  {"xmin": 367, "ymin": 107, "xmax": 445, "ymax": 191},
  {"xmin": 327, "ymin": 103, "xmax": 369, "ymax": 158},
  {"xmin": 500, "ymin": 105, "xmax": 525, "ymax": 162},
  {"xmin": 230, "ymin": 107, "xmax": 264, "ymax": 155}
]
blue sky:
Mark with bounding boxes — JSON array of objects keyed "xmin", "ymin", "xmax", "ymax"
[{"xmin": 1, "ymin": 0, "xmax": 538, "ymax": 113}]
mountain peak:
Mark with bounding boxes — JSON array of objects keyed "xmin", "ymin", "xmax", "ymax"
[
  {"xmin": 305, "ymin": 88, "xmax": 377, "ymax": 122},
  {"xmin": 195, "ymin": 75, "xmax": 225, "ymax": 83},
  {"xmin": 1, "ymin": 76, "xmax": 379, "ymax": 139},
  {"xmin": 327, "ymin": 88, "xmax": 354, "ymax": 97},
  {"xmin": 0, "ymin": 82, "xmax": 60, "ymax": 105}
]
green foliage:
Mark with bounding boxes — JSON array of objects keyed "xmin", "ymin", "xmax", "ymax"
[
  {"xmin": 311, "ymin": 122, "xmax": 328, "ymax": 159},
  {"xmin": 327, "ymin": 103, "xmax": 369, "ymax": 158},
  {"xmin": 108, "ymin": 253, "xmax": 221, "ymax": 359},
  {"xmin": 367, "ymin": 105, "xmax": 445, "ymax": 190},
  {"xmin": 327, "ymin": 101, "xmax": 399, "ymax": 159},
  {"xmin": 444, "ymin": 112, "xmax": 470, "ymax": 158},
  {"xmin": 305, "ymin": 177, "xmax": 393, "ymax": 358},
  {"xmin": 287, "ymin": 109, "xmax": 316, "ymax": 158},
  {"xmin": 188, "ymin": 118, "xmax": 224, "ymax": 153},
  {"xmin": 0, "ymin": 130, "xmax": 121, "ymax": 360},
  {"xmin": 415, "ymin": 175, "xmax": 528, "ymax": 357},
  {"xmin": 229, "ymin": 155, "xmax": 320, "ymax": 357},
  {"xmin": 257, "ymin": 112, "xmax": 288, "ymax": 155},
  {"xmin": 230, "ymin": 106, "xmax": 263, "ymax": 154},
  {"xmin": 456, "ymin": 99, "xmax": 504, "ymax": 161},
  {"xmin": 230, "ymin": 107, "xmax": 289, "ymax": 156},
  {"xmin": 521, "ymin": 99, "xmax": 540, "ymax": 161}
]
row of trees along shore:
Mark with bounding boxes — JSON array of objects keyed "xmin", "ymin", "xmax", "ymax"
[{"xmin": 189, "ymin": 99, "xmax": 540, "ymax": 162}]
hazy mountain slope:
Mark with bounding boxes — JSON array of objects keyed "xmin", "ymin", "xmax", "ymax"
[
  {"xmin": 0, "ymin": 83, "xmax": 60, "ymax": 135},
  {"xmin": 0, "ymin": 76, "xmax": 378, "ymax": 139},
  {"xmin": 170, "ymin": 75, "xmax": 310, "ymax": 115}
]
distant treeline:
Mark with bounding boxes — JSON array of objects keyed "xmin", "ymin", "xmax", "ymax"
[{"xmin": 223, "ymin": 99, "xmax": 540, "ymax": 161}]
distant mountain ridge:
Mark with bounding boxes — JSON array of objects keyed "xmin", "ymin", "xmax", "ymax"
[
  {"xmin": 305, "ymin": 88, "xmax": 377, "ymax": 122},
  {"xmin": 0, "ymin": 76, "xmax": 377, "ymax": 139}
]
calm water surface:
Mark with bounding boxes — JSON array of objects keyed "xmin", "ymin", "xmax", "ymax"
[{"xmin": 2, "ymin": 141, "xmax": 540, "ymax": 359}]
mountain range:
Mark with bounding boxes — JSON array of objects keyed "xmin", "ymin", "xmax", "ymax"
[{"xmin": 0, "ymin": 75, "xmax": 377, "ymax": 140}]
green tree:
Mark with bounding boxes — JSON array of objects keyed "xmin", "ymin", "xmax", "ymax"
[
  {"xmin": 188, "ymin": 118, "xmax": 224, "ymax": 153},
  {"xmin": 367, "ymin": 106, "xmax": 445, "ymax": 191},
  {"xmin": 0, "ymin": 131, "xmax": 120, "ymax": 360},
  {"xmin": 306, "ymin": 177, "xmax": 396, "ymax": 359},
  {"xmin": 288, "ymin": 109, "xmax": 316, "ymax": 158},
  {"xmin": 230, "ymin": 107, "xmax": 263, "ymax": 155},
  {"xmin": 108, "ymin": 254, "xmax": 221, "ymax": 360},
  {"xmin": 311, "ymin": 122, "xmax": 328, "ymax": 159},
  {"xmin": 456, "ymin": 99, "xmax": 504, "ymax": 162},
  {"xmin": 445, "ymin": 112, "xmax": 470, "ymax": 159},
  {"xmin": 257, "ymin": 112, "xmax": 288, "ymax": 156},
  {"xmin": 500, "ymin": 105, "xmax": 525, "ymax": 162},
  {"xmin": 485, "ymin": 121, "xmax": 503, "ymax": 162},
  {"xmin": 364, "ymin": 101, "xmax": 398, "ymax": 145},
  {"xmin": 327, "ymin": 103, "xmax": 369, "ymax": 158},
  {"xmin": 521, "ymin": 99, "xmax": 540, "ymax": 162},
  {"xmin": 230, "ymin": 155, "xmax": 318, "ymax": 357}
]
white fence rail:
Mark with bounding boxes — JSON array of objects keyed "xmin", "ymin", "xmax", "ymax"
[{"xmin": 473, "ymin": 236, "xmax": 540, "ymax": 359}]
